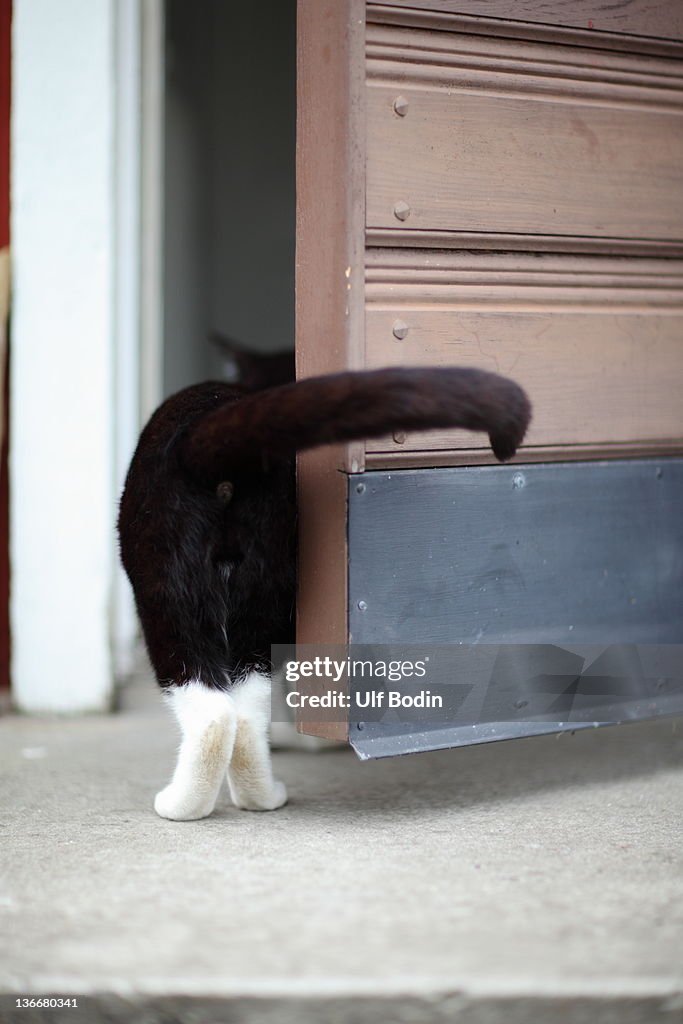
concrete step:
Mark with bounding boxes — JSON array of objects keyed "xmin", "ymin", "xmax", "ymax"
[{"xmin": 1, "ymin": 680, "xmax": 682, "ymax": 1023}]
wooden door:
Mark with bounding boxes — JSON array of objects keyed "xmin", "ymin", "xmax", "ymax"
[{"xmin": 296, "ymin": 0, "xmax": 683, "ymax": 743}]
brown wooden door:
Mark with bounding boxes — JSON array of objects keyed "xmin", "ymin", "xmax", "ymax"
[{"xmin": 295, "ymin": 0, "xmax": 683, "ymax": 737}]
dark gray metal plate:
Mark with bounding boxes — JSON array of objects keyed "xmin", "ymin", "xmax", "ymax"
[{"xmin": 348, "ymin": 459, "xmax": 683, "ymax": 757}]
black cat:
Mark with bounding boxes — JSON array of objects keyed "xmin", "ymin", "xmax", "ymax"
[
  {"xmin": 211, "ymin": 332, "xmax": 295, "ymax": 390},
  {"xmin": 118, "ymin": 367, "xmax": 531, "ymax": 819}
]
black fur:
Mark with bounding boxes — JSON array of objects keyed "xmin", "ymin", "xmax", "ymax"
[
  {"xmin": 210, "ymin": 332, "xmax": 295, "ymax": 391},
  {"xmin": 118, "ymin": 368, "xmax": 531, "ymax": 690}
]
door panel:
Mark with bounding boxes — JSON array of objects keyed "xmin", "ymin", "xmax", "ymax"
[
  {"xmin": 366, "ymin": 26, "xmax": 683, "ymax": 243},
  {"xmin": 296, "ymin": 0, "xmax": 683, "ymax": 745},
  {"xmin": 365, "ymin": 252, "xmax": 683, "ymax": 458},
  {"xmin": 371, "ymin": 1, "xmax": 683, "ymax": 44}
]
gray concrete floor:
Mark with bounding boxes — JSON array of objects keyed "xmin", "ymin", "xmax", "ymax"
[{"xmin": 1, "ymin": 674, "xmax": 682, "ymax": 1023}]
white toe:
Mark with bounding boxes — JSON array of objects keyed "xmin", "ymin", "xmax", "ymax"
[
  {"xmin": 154, "ymin": 784, "xmax": 216, "ymax": 821},
  {"xmin": 232, "ymin": 779, "xmax": 288, "ymax": 812}
]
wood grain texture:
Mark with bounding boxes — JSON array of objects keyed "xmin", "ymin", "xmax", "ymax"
[
  {"xmin": 370, "ymin": 0, "xmax": 683, "ymax": 44},
  {"xmin": 367, "ymin": 4, "xmax": 683, "ymax": 60},
  {"xmin": 366, "ymin": 25, "xmax": 683, "ymax": 243},
  {"xmin": 296, "ymin": 0, "xmax": 367, "ymax": 737},
  {"xmin": 364, "ymin": 250, "xmax": 683, "ymax": 458},
  {"xmin": 366, "ymin": 228, "xmax": 683, "ymax": 257},
  {"xmin": 365, "ymin": 440, "xmax": 683, "ymax": 469}
]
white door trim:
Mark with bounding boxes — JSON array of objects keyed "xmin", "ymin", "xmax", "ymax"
[
  {"xmin": 10, "ymin": 0, "xmax": 165, "ymax": 710},
  {"xmin": 139, "ymin": 0, "xmax": 165, "ymax": 424},
  {"xmin": 112, "ymin": 0, "xmax": 165, "ymax": 679},
  {"xmin": 112, "ymin": 0, "xmax": 143, "ymax": 680},
  {"xmin": 11, "ymin": 0, "xmax": 118, "ymax": 710}
]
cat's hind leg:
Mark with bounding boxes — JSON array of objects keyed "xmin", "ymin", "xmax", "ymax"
[
  {"xmin": 154, "ymin": 682, "xmax": 236, "ymax": 821},
  {"xmin": 227, "ymin": 672, "xmax": 288, "ymax": 811}
]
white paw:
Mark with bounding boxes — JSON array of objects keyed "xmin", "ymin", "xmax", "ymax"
[
  {"xmin": 154, "ymin": 784, "xmax": 217, "ymax": 821},
  {"xmin": 231, "ymin": 779, "xmax": 288, "ymax": 812}
]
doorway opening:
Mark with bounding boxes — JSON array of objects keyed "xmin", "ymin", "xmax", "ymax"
[{"xmin": 162, "ymin": 0, "xmax": 296, "ymax": 397}]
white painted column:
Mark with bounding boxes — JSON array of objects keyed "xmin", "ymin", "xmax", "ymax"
[
  {"xmin": 112, "ymin": 0, "xmax": 144, "ymax": 680},
  {"xmin": 11, "ymin": 0, "xmax": 119, "ymax": 710}
]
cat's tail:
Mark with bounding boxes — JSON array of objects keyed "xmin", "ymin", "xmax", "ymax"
[{"xmin": 182, "ymin": 367, "xmax": 531, "ymax": 484}]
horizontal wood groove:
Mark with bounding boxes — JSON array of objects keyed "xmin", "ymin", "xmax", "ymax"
[
  {"xmin": 366, "ymin": 4, "xmax": 683, "ymax": 58},
  {"xmin": 367, "ymin": 24, "xmax": 683, "ymax": 109},
  {"xmin": 364, "ymin": 442, "xmax": 683, "ymax": 470},
  {"xmin": 366, "ymin": 250, "xmax": 683, "ymax": 280},
  {"xmin": 366, "ymin": 229, "xmax": 683, "ymax": 257},
  {"xmin": 365, "ymin": 251, "xmax": 683, "ymax": 308},
  {"xmin": 366, "ymin": 297, "xmax": 683, "ymax": 312}
]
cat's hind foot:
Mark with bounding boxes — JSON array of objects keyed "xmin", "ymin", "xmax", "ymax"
[
  {"xmin": 154, "ymin": 782, "xmax": 218, "ymax": 821},
  {"xmin": 227, "ymin": 672, "xmax": 289, "ymax": 811},
  {"xmin": 155, "ymin": 684, "xmax": 237, "ymax": 821},
  {"xmin": 229, "ymin": 778, "xmax": 288, "ymax": 812}
]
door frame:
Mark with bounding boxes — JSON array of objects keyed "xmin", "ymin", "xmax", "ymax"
[{"xmin": 295, "ymin": 0, "xmax": 366, "ymax": 738}]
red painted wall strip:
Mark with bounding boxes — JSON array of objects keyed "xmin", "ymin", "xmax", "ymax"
[{"xmin": 0, "ymin": 0, "xmax": 9, "ymax": 248}]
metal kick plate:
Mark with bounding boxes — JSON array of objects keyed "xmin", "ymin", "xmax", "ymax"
[{"xmin": 347, "ymin": 459, "xmax": 683, "ymax": 758}]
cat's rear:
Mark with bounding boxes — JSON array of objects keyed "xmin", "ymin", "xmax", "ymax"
[{"xmin": 118, "ymin": 366, "xmax": 531, "ymax": 820}]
